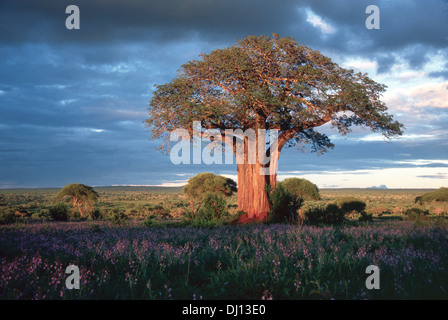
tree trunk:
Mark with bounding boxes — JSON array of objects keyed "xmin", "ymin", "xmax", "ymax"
[
  {"xmin": 77, "ymin": 203, "xmax": 84, "ymax": 218},
  {"xmin": 232, "ymin": 127, "xmax": 284, "ymax": 224},
  {"xmin": 236, "ymin": 162, "xmax": 272, "ymax": 223}
]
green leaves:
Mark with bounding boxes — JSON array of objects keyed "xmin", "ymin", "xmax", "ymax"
[
  {"xmin": 147, "ymin": 34, "xmax": 404, "ymax": 155},
  {"xmin": 280, "ymin": 178, "xmax": 320, "ymax": 201},
  {"xmin": 57, "ymin": 183, "xmax": 99, "ymax": 203},
  {"xmin": 182, "ymin": 173, "xmax": 237, "ymax": 201},
  {"xmin": 182, "ymin": 173, "xmax": 237, "ymax": 217},
  {"xmin": 57, "ymin": 183, "xmax": 99, "ymax": 217}
]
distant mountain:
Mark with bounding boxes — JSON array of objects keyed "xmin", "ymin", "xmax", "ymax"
[{"xmin": 368, "ymin": 185, "xmax": 388, "ymax": 189}]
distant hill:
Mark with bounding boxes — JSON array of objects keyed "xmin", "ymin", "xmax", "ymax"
[{"xmin": 367, "ymin": 185, "xmax": 388, "ymax": 189}]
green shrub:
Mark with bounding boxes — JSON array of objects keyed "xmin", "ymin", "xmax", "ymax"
[
  {"xmin": 196, "ymin": 193, "xmax": 229, "ymax": 222},
  {"xmin": 359, "ymin": 211, "xmax": 373, "ymax": 222},
  {"xmin": 335, "ymin": 197, "xmax": 366, "ymax": 213},
  {"xmin": 305, "ymin": 204, "xmax": 346, "ymax": 225},
  {"xmin": 142, "ymin": 216, "xmax": 154, "ymax": 227},
  {"xmin": 14, "ymin": 208, "xmax": 30, "ymax": 218},
  {"xmin": 89, "ymin": 207, "xmax": 102, "ymax": 220},
  {"xmin": 433, "ymin": 216, "xmax": 448, "ymax": 228},
  {"xmin": 31, "ymin": 209, "xmax": 51, "ymax": 220},
  {"xmin": 267, "ymin": 184, "xmax": 303, "ymax": 223},
  {"xmin": 108, "ymin": 208, "xmax": 128, "ymax": 225},
  {"xmin": 415, "ymin": 187, "xmax": 448, "ymax": 204},
  {"xmin": 0, "ymin": 208, "xmax": 17, "ymax": 225},
  {"xmin": 142, "ymin": 215, "xmax": 157, "ymax": 227},
  {"xmin": 148, "ymin": 205, "xmax": 171, "ymax": 219},
  {"xmin": 406, "ymin": 208, "xmax": 430, "ymax": 216},
  {"xmin": 49, "ymin": 203, "xmax": 70, "ymax": 221},
  {"xmin": 279, "ymin": 178, "xmax": 320, "ymax": 201}
]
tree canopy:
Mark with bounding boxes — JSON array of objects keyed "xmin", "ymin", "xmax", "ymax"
[
  {"xmin": 57, "ymin": 183, "xmax": 99, "ymax": 218},
  {"xmin": 147, "ymin": 33, "xmax": 403, "ymax": 154}
]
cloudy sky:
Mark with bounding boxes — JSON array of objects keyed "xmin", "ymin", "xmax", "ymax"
[{"xmin": 0, "ymin": 0, "xmax": 447, "ymax": 189}]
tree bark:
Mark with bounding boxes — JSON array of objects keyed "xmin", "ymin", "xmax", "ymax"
[
  {"xmin": 233, "ymin": 127, "xmax": 285, "ymax": 224},
  {"xmin": 236, "ymin": 162, "xmax": 272, "ymax": 223},
  {"xmin": 76, "ymin": 202, "xmax": 84, "ymax": 218}
]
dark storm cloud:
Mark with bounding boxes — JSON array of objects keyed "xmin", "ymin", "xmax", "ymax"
[
  {"xmin": 0, "ymin": 0, "xmax": 299, "ymax": 45},
  {"xmin": 376, "ymin": 53, "xmax": 397, "ymax": 74},
  {"xmin": 1, "ymin": 0, "xmax": 446, "ymax": 48},
  {"xmin": 1, "ymin": 0, "xmax": 447, "ymax": 71},
  {"xmin": 302, "ymin": 0, "xmax": 448, "ymax": 75},
  {"xmin": 307, "ymin": 0, "xmax": 448, "ymax": 49},
  {"xmin": 1, "ymin": 0, "xmax": 447, "ymax": 188}
]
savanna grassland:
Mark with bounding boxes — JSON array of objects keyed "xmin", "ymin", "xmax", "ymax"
[{"xmin": 1, "ymin": 187, "xmax": 448, "ymax": 300}]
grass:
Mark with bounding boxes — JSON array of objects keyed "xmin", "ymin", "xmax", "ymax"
[
  {"xmin": 0, "ymin": 187, "xmax": 447, "ymax": 300},
  {"xmin": 1, "ymin": 220, "xmax": 448, "ymax": 300}
]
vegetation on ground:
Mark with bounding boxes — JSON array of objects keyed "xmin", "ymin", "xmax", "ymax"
[{"xmin": 0, "ymin": 186, "xmax": 447, "ymax": 299}]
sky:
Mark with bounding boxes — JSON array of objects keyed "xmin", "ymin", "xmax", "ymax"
[{"xmin": 0, "ymin": 0, "xmax": 447, "ymax": 189}]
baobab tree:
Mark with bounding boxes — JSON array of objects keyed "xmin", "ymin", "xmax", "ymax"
[{"xmin": 146, "ymin": 34, "xmax": 404, "ymax": 223}]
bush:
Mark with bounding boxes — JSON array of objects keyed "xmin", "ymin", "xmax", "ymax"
[
  {"xmin": 49, "ymin": 203, "xmax": 70, "ymax": 221},
  {"xmin": 148, "ymin": 205, "xmax": 171, "ymax": 219},
  {"xmin": 0, "ymin": 208, "xmax": 17, "ymax": 225},
  {"xmin": 415, "ymin": 187, "xmax": 448, "ymax": 204},
  {"xmin": 335, "ymin": 197, "xmax": 366, "ymax": 213},
  {"xmin": 108, "ymin": 208, "xmax": 128, "ymax": 225},
  {"xmin": 31, "ymin": 209, "xmax": 51, "ymax": 220},
  {"xmin": 89, "ymin": 207, "xmax": 102, "ymax": 220},
  {"xmin": 433, "ymin": 216, "xmax": 448, "ymax": 228},
  {"xmin": 305, "ymin": 204, "xmax": 346, "ymax": 225},
  {"xmin": 359, "ymin": 211, "xmax": 373, "ymax": 222},
  {"xmin": 141, "ymin": 215, "xmax": 157, "ymax": 227},
  {"xmin": 279, "ymin": 178, "xmax": 320, "ymax": 201},
  {"xmin": 14, "ymin": 208, "xmax": 30, "ymax": 218},
  {"xmin": 196, "ymin": 193, "xmax": 229, "ymax": 222},
  {"xmin": 267, "ymin": 184, "xmax": 303, "ymax": 223},
  {"xmin": 406, "ymin": 208, "xmax": 430, "ymax": 216}
]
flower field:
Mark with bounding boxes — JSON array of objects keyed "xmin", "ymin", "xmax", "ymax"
[{"xmin": 1, "ymin": 220, "xmax": 447, "ymax": 300}]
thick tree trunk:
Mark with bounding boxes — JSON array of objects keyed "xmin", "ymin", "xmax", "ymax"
[
  {"xmin": 236, "ymin": 162, "xmax": 272, "ymax": 223},
  {"xmin": 231, "ymin": 124, "xmax": 286, "ymax": 224}
]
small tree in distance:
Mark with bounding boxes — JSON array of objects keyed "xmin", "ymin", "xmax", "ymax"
[
  {"xmin": 279, "ymin": 178, "xmax": 320, "ymax": 201},
  {"xmin": 57, "ymin": 183, "xmax": 99, "ymax": 218},
  {"xmin": 182, "ymin": 172, "xmax": 237, "ymax": 218},
  {"xmin": 415, "ymin": 187, "xmax": 448, "ymax": 205}
]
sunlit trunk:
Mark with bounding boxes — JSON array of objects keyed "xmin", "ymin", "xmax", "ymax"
[
  {"xmin": 236, "ymin": 162, "xmax": 271, "ymax": 222},
  {"xmin": 232, "ymin": 126, "xmax": 283, "ymax": 223}
]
